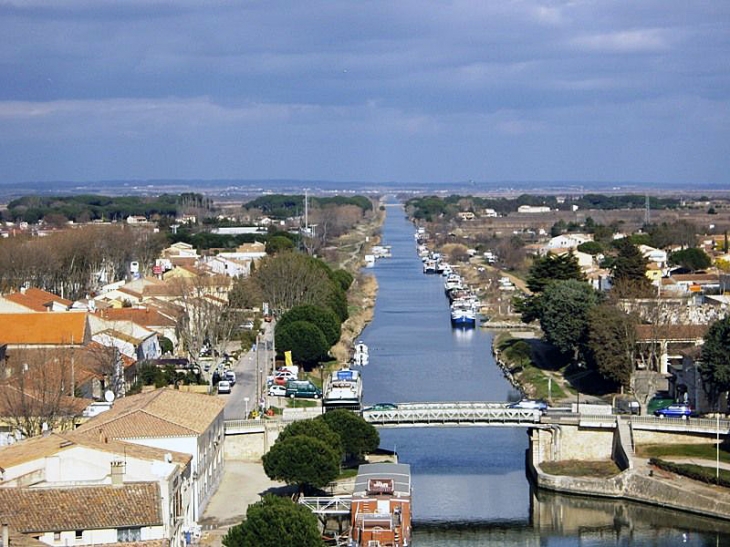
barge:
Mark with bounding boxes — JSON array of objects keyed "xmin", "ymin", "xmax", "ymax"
[{"xmin": 349, "ymin": 463, "xmax": 412, "ymax": 547}]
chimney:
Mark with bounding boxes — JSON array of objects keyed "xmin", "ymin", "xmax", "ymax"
[{"xmin": 110, "ymin": 461, "xmax": 124, "ymax": 485}]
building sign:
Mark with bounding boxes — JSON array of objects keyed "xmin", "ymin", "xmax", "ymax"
[{"xmin": 367, "ymin": 478, "xmax": 394, "ymax": 494}]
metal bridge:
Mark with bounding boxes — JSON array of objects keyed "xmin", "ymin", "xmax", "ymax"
[
  {"xmin": 224, "ymin": 403, "xmax": 730, "ymax": 436},
  {"xmin": 360, "ymin": 402, "xmax": 543, "ymax": 427}
]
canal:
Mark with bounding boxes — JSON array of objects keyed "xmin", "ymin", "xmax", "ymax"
[{"xmin": 356, "ymin": 200, "xmax": 730, "ymax": 546}]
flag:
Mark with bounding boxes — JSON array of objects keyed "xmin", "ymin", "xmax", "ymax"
[{"xmin": 285, "ymin": 350, "xmax": 292, "ymax": 367}]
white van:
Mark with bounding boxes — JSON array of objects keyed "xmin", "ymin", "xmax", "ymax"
[{"xmin": 217, "ymin": 380, "xmax": 231, "ymax": 394}]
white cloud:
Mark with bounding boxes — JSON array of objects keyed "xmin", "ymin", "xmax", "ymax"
[{"xmin": 570, "ymin": 29, "xmax": 671, "ymax": 53}]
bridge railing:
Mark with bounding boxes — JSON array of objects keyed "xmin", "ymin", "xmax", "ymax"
[
  {"xmin": 629, "ymin": 415, "xmax": 730, "ymax": 434},
  {"xmin": 298, "ymin": 496, "xmax": 352, "ymax": 514},
  {"xmin": 362, "ymin": 403, "xmax": 541, "ymax": 426}
]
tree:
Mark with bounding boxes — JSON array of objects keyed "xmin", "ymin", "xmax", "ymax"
[
  {"xmin": 577, "ymin": 241, "xmax": 604, "ymax": 255},
  {"xmin": 251, "ymin": 252, "xmax": 340, "ymax": 315},
  {"xmin": 515, "ymin": 252, "xmax": 585, "ymax": 324},
  {"xmin": 0, "ymin": 347, "xmax": 84, "ymax": 437},
  {"xmin": 275, "ymin": 321, "xmax": 329, "ymax": 366},
  {"xmin": 610, "ymin": 239, "xmax": 654, "ymax": 298},
  {"xmin": 584, "ymin": 304, "xmax": 638, "ymax": 390},
  {"xmin": 699, "ymin": 316, "xmax": 730, "ymax": 409},
  {"xmin": 262, "ymin": 436, "xmax": 340, "ymax": 494},
  {"xmin": 669, "ymin": 247, "xmax": 712, "ymax": 272},
  {"xmin": 525, "ymin": 252, "xmax": 584, "ymax": 294},
  {"xmin": 275, "ymin": 419, "xmax": 343, "ymax": 460},
  {"xmin": 277, "ymin": 304, "xmax": 341, "ymax": 347},
  {"xmin": 321, "ymin": 410, "xmax": 379, "ymax": 462},
  {"xmin": 539, "ymin": 279, "xmax": 599, "ymax": 360},
  {"xmin": 265, "ymin": 234, "xmax": 295, "ymax": 254},
  {"xmin": 223, "ymin": 495, "xmax": 324, "ymax": 547}
]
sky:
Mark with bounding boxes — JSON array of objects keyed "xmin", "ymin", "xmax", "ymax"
[{"xmin": 1, "ymin": 1, "xmax": 729, "ymax": 186}]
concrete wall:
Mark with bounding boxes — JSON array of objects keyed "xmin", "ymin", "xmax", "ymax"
[{"xmin": 633, "ymin": 429, "xmax": 715, "ymax": 446}]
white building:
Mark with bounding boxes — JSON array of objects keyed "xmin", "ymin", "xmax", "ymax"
[
  {"xmin": 72, "ymin": 388, "xmax": 226, "ymax": 521},
  {"xmin": 0, "ymin": 431, "xmax": 194, "ymax": 546}
]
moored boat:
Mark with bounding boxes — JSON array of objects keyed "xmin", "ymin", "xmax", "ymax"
[
  {"xmin": 353, "ymin": 341, "xmax": 369, "ymax": 366},
  {"xmin": 450, "ymin": 299, "xmax": 476, "ymax": 328},
  {"xmin": 349, "ymin": 463, "xmax": 412, "ymax": 547},
  {"xmin": 323, "ymin": 366, "xmax": 362, "ymax": 411}
]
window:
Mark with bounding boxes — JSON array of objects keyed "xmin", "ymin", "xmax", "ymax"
[
  {"xmin": 75, "ymin": 530, "xmax": 83, "ymax": 541},
  {"xmin": 53, "ymin": 532, "xmax": 61, "ymax": 542},
  {"xmin": 117, "ymin": 528, "xmax": 141, "ymax": 542}
]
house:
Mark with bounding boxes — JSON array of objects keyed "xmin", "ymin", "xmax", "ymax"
[
  {"xmin": 72, "ymin": 388, "xmax": 226, "ymax": 521},
  {"xmin": 635, "ymin": 324, "xmax": 708, "ymax": 375},
  {"xmin": 99, "ymin": 307, "xmax": 179, "ymax": 351},
  {"xmin": 216, "ymin": 241, "xmax": 267, "ymax": 263},
  {"xmin": 517, "ymin": 205, "xmax": 551, "ymax": 213},
  {"xmin": 544, "ymin": 233, "xmax": 592, "ymax": 252},
  {"xmin": 457, "ymin": 211, "xmax": 475, "ymax": 221},
  {"xmin": 202, "ymin": 255, "xmax": 252, "ymax": 278},
  {"xmin": 0, "ymin": 431, "xmax": 194, "ymax": 546},
  {"xmin": 160, "ymin": 242, "xmax": 200, "ymax": 268},
  {"xmin": 483, "ymin": 208, "xmax": 498, "ymax": 217},
  {"xmin": 0, "ymin": 313, "xmax": 89, "ymax": 349},
  {"xmin": 0, "ymin": 287, "xmax": 72, "ymax": 313}
]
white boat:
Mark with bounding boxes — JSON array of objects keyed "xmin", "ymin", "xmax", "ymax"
[
  {"xmin": 450, "ymin": 299, "xmax": 477, "ymax": 328},
  {"xmin": 353, "ymin": 341, "xmax": 369, "ymax": 366},
  {"xmin": 323, "ymin": 367, "xmax": 363, "ymax": 410}
]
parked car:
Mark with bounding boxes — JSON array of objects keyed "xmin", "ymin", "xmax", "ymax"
[
  {"xmin": 268, "ymin": 384, "xmax": 287, "ymax": 397},
  {"xmin": 285, "ymin": 380, "xmax": 322, "ymax": 399},
  {"xmin": 362, "ymin": 402, "xmax": 398, "ymax": 412},
  {"xmin": 508, "ymin": 399, "xmax": 548, "ymax": 413},
  {"xmin": 225, "ymin": 371, "xmax": 236, "ymax": 385},
  {"xmin": 274, "ymin": 370, "xmax": 297, "ymax": 385},
  {"xmin": 654, "ymin": 404, "xmax": 692, "ymax": 419},
  {"xmin": 217, "ymin": 380, "xmax": 232, "ymax": 394}
]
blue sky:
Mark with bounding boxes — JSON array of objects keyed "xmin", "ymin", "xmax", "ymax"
[{"xmin": 1, "ymin": 1, "xmax": 728, "ymax": 185}]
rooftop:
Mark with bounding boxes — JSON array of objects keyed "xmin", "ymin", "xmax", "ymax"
[{"xmin": 73, "ymin": 388, "xmax": 225, "ymax": 440}]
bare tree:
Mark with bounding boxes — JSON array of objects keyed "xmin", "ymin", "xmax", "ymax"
[{"xmin": 0, "ymin": 347, "xmax": 85, "ymax": 438}]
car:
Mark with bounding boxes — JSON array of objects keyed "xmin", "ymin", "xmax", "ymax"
[
  {"xmin": 285, "ymin": 380, "xmax": 322, "ymax": 399},
  {"xmin": 273, "ymin": 370, "xmax": 296, "ymax": 385},
  {"xmin": 508, "ymin": 399, "xmax": 548, "ymax": 412},
  {"xmin": 654, "ymin": 404, "xmax": 692, "ymax": 419},
  {"xmin": 268, "ymin": 385, "xmax": 287, "ymax": 397},
  {"xmin": 217, "ymin": 380, "xmax": 231, "ymax": 394},
  {"xmin": 363, "ymin": 402, "xmax": 398, "ymax": 412},
  {"xmin": 225, "ymin": 371, "xmax": 236, "ymax": 385}
]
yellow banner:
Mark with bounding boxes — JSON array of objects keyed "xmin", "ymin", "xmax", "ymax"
[{"xmin": 285, "ymin": 350, "xmax": 292, "ymax": 367}]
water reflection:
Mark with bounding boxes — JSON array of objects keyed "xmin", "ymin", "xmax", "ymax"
[{"xmin": 360, "ymin": 199, "xmax": 730, "ymax": 545}]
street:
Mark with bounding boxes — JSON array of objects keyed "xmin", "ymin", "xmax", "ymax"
[{"xmin": 218, "ymin": 323, "xmax": 275, "ymax": 420}]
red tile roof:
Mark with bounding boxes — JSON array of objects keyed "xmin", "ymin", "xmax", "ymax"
[
  {"xmin": 0, "ymin": 313, "xmax": 88, "ymax": 346},
  {"xmin": 4, "ymin": 288, "xmax": 72, "ymax": 312},
  {"xmin": 0, "ymin": 483, "xmax": 162, "ymax": 533}
]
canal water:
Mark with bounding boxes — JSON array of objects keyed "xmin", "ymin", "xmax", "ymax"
[{"xmin": 356, "ymin": 201, "xmax": 730, "ymax": 546}]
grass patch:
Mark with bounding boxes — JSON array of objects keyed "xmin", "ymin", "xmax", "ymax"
[
  {"xmin": 287, "ymin": 399, "xmax": 320, "ymax": 408},
  {"xmin": 637, "ymin": 443, "xmax": 730, "ymax": 464},
  {"xmin": 650, "ymin": 458, "xmax": 730, "ymax": 487},
  {"xmin": 496, "ymin": 336, "xmax": 568, "ymax": 401},
  {"xmin": 540, "ymin": 459, "xmax": 621, "ymax": 478}
]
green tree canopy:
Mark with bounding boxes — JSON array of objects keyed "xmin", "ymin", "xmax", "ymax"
[
  {"xmin": 223, "ymin": 494, "xmax": 324, "ymax": 547},
  {"xmin": 669, "ymin": 247, "xmax": 712, "ymax": 272},
  {"xmin": 700, "ymin": 316, "xmax": 730, "ymax": 409},
  {"xmin": 577, "ymin": 241, "xmax": 604, "ymax": 255},
  {"xmin": 539, "ymin": 279, "xmax": 600, "ymax": 359},
  {"xmin": 262, "ymin": 436, "xmax": 340, "ymax": 494},
  {"xmin": 278, "ymin": 304, "xmax": 341, "ymax": 347},
  {"xmin": 265, "ymin": 234, "xmax": 296, "ymax": 254},
  {"xmin": 610, "ymin": 239, "xmax": 654, "ymax": 298},
  {"xmin": 526, "ymin": 252, "xmax": 585, "ymax": 294},
  {"xmin": 275, "ymin": 419, "xmax": 344, "ymax": 460},
  {"xmin": 584, "ymin": 304, "xmax": 638, "ymax": 389},
  {"xmin": 331, "ymin": 269, "xmax": 354, "ymax": 292},
  {"xmin": 275, "ymin": 321, "xmax": 329, "ymax": 366},
  {"xmin": 320, "ymin": 410, "xmax": 380, "ymax": 461}
]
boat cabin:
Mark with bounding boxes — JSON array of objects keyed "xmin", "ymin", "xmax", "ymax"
[{"xmin": 350, "ymin": 463, "xmax": 412, "ymax": 547}]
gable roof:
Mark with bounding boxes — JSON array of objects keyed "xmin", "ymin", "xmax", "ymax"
[
  {"xmin": 0, "ymin": 313, "xmax": 88, "ymax": 346},
  {"xmin": 0, "ymin": 431, "xmax": 192, "ymax": 471},
  {"xmin": 99, "ymin": 308, "xmax": 177, "ymax": 328},
  {"xmin": 73, "ymin": 388, "xmax": 225, "ymax": 440},
  {"xmin": 0, "ymin": 483, "xmax": 162, "ymax": 533},
  {"xmin": 4, "ymin": 288, "xmax": 72, "ymax": 312}
]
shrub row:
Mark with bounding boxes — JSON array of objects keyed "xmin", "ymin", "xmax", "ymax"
[{"xmin": 649, "ymin": 458, "xmax": 730, "ymax": 488}]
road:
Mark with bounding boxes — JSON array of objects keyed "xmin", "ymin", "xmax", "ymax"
[{"xmin": 218, "ymin": 322, "xmax": 275, "ymax": 419}]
